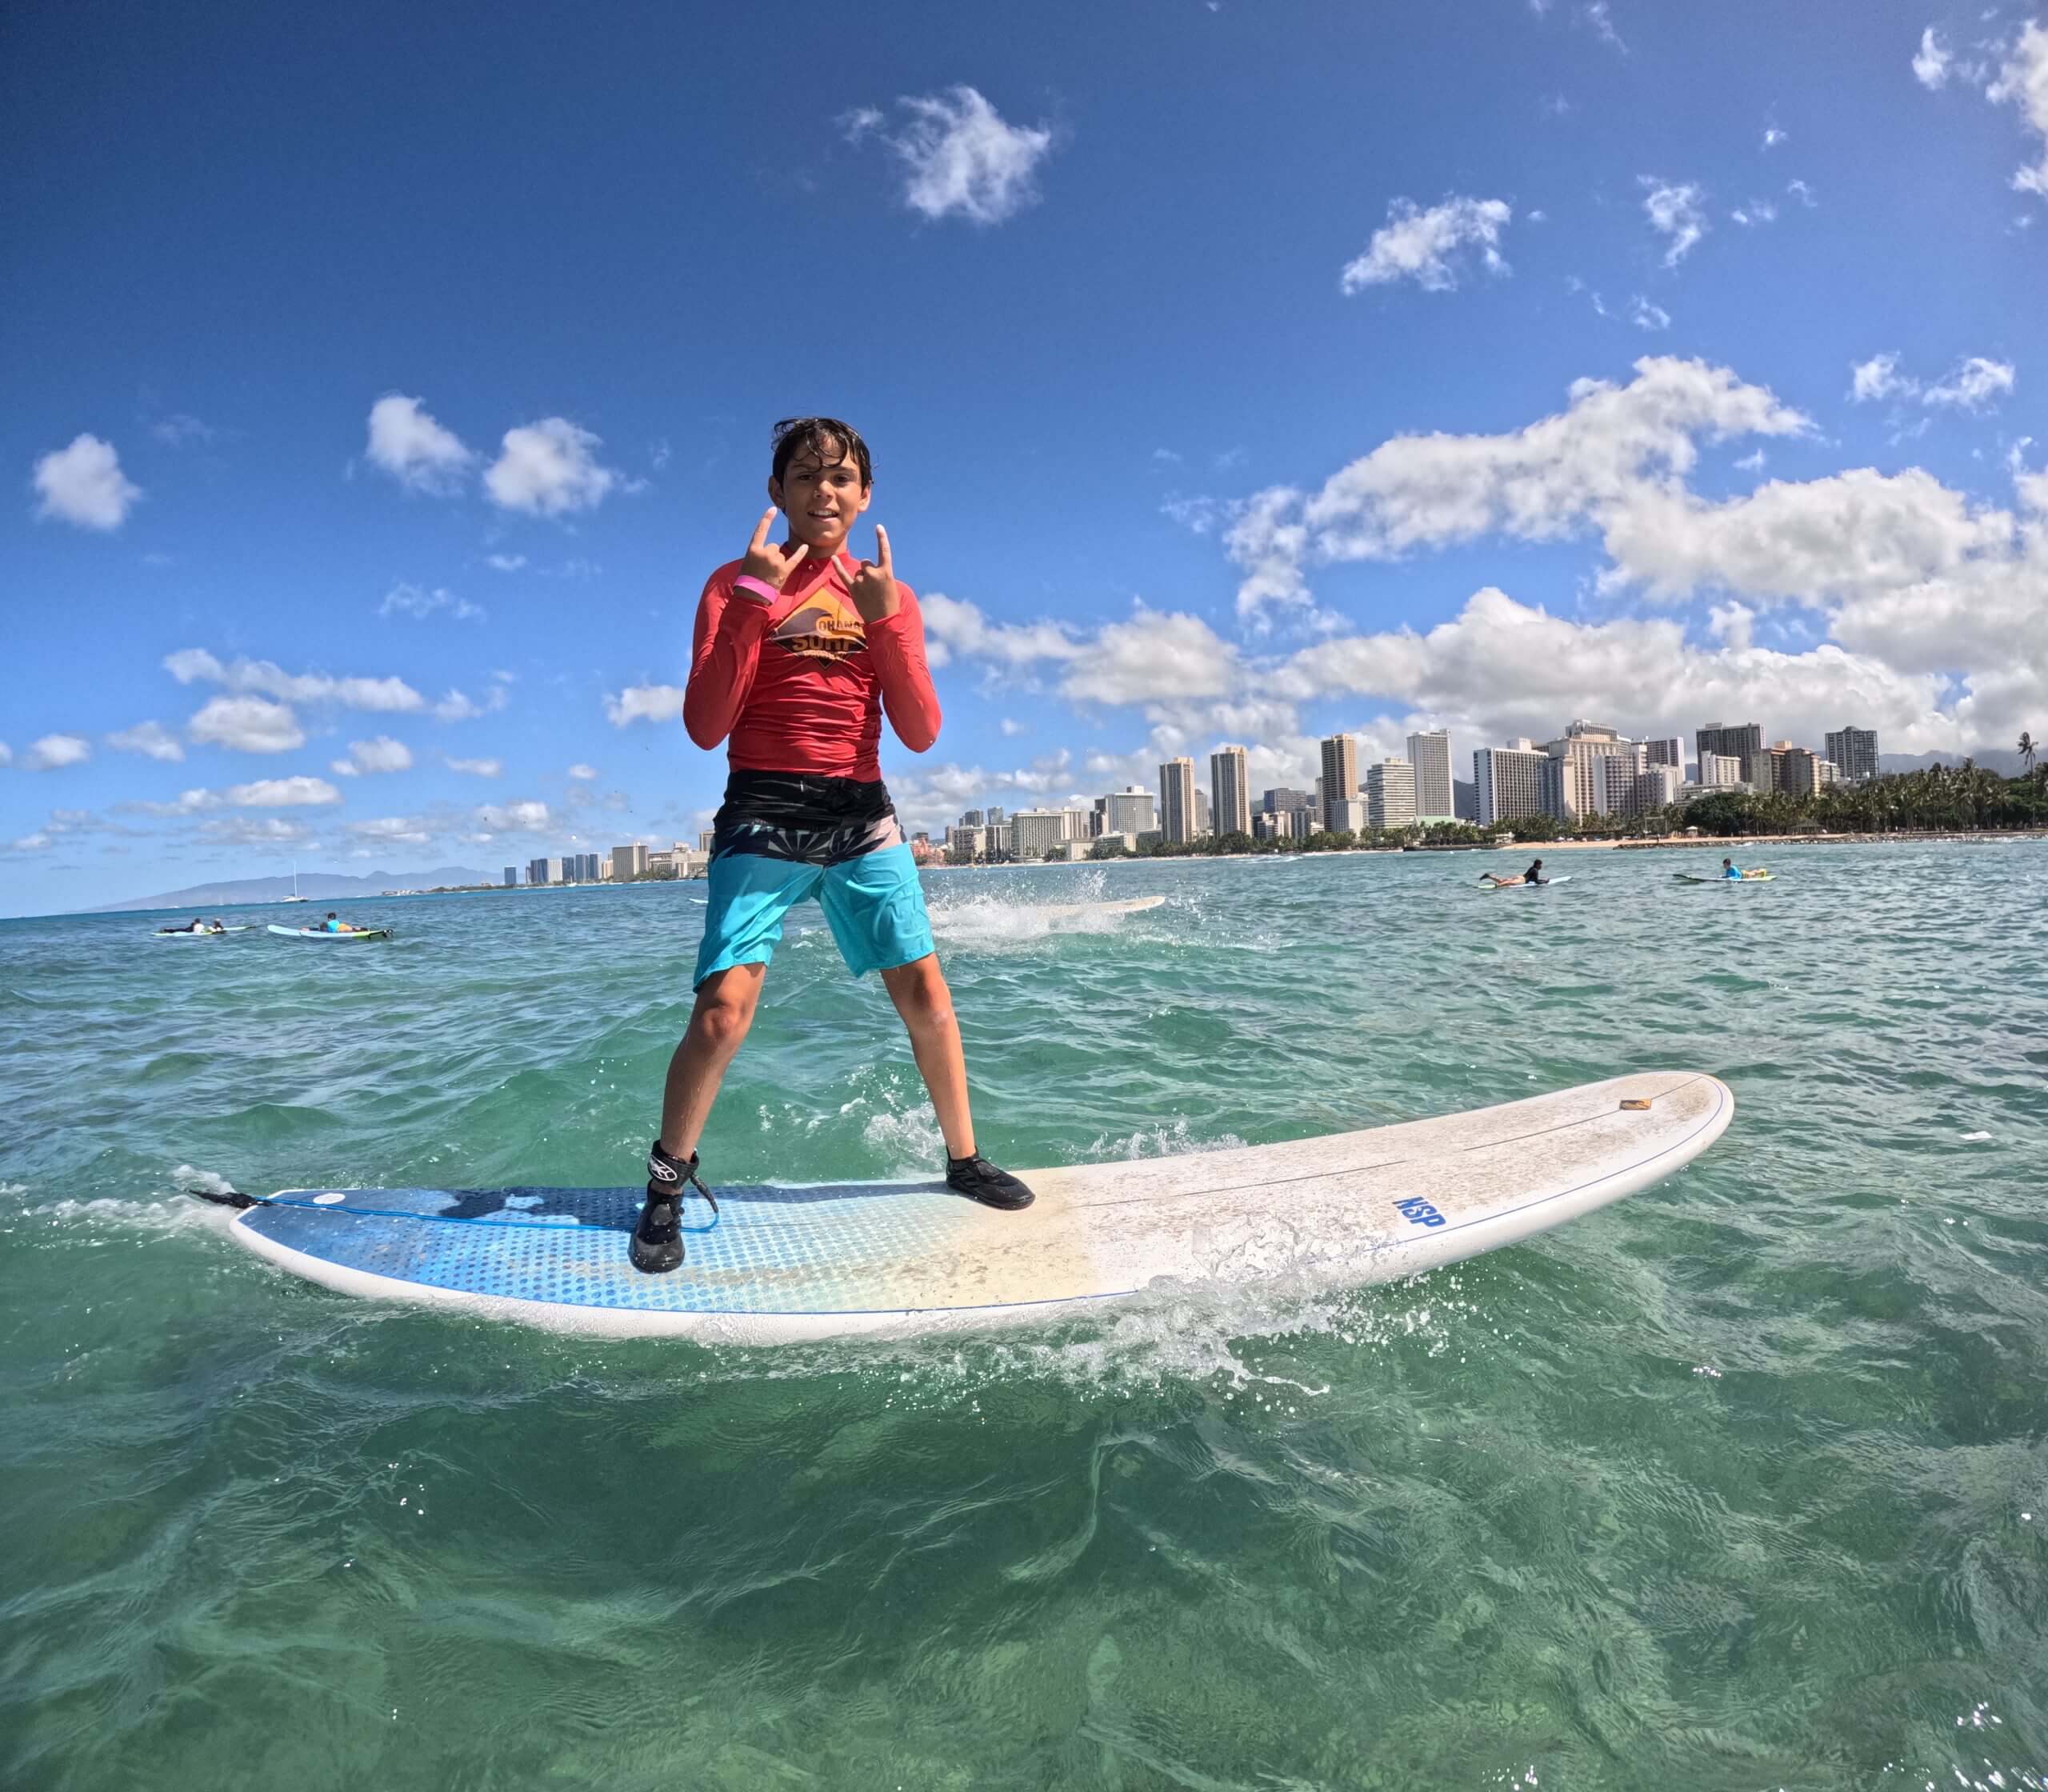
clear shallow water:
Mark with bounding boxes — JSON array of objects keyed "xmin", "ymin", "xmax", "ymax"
[{"xmin": 3, "ymin": 844, "xmax": 2045, "ymax": 1790}]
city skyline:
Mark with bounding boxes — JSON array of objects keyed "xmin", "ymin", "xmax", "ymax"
[{"xmin": 931, "ymin": 713, "xmax": 1886, "ymax": 861}]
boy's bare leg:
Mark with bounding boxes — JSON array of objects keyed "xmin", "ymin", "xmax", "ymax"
[
  {"xmin": 879, "ymin": 954, "xmax": 974, "ymax": 1158},
  {"xmin": 658, "ymin": 962, "xmax": 766, "ymax": 1159}
]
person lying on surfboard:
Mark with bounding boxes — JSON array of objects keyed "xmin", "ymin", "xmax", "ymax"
[
  {"xmin": 318, "ymin": 912, "xmax": 367, "ymax": 933},
  {"xmin": 1481, "ymin": 858, "xmax": 1548, "ymax": 887},
  {"xmin": 1720, "ymin": 858, "xmax": 1769, "ymax": 881},
  {"xmin": 631, "ymin": 416, "xmax": 1032, "ymax": 1276}
]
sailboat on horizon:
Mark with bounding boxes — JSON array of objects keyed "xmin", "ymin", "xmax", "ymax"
[{"xmin": 283, "ymin": 861, "xmax": 309, "ymax": 902}]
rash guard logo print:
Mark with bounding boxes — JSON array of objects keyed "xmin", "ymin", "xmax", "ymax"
[{"xmin": 771, "ymin": 590, "xmax": 867, "ymax": 662}]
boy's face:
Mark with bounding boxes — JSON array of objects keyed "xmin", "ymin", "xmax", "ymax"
[{"xmin": 770, "ymin": 440, "xmax": 870, "ymax": 553}]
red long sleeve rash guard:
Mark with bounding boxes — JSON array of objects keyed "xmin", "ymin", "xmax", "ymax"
[{"xmin": 682, "ymin": 552, "xmax": 942, "ymax": 779}]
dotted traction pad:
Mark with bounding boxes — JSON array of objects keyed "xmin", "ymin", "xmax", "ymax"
[{"xmin": 238, "ymin": 1183, "xmax": 983, "ymax": 1316}]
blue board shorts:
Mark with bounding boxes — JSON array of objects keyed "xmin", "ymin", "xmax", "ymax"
[{"xmin": 694, "ymin": 771, "xmax": 935, "ymax": 989}]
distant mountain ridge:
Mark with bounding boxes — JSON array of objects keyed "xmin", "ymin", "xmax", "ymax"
[
  {"xmin": 89, "ymin": 866, "xmax": 498, "ymax": 914},
  {"xmin": 1878, "ymin": 750, "xmax": 2027, "ymax": 777}
]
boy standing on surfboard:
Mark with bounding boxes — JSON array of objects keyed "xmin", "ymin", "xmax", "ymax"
[{"xmin": 631, "ymin": 418, "xmax": 1033, "ymax": 1274}]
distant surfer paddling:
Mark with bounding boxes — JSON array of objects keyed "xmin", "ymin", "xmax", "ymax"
[
  {"xmin": 1481, "ymin": 858, "xmax": 1549, "ymax": 888},
  {"xmin": 632, "ymin": 418, "xmax": 1032, "ymax": 1274}
]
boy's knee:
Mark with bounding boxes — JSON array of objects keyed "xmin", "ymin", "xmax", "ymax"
[
  {"xmin": 692, "ymin": 986, "xmax": 757, "ymax": 1053},
  {"xmin": 897, "ymin": 962, "xmax": 954, "ymax": 1030}
]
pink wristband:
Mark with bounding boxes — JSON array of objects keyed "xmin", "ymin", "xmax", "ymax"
[{"xmin": 733, "ymin": 574, "xmax": 778, "ymax": 604}]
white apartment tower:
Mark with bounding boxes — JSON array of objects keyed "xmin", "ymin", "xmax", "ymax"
[
  {"xmin": 1366, "ymin": 758, "xmax": 1417, "ymax": 829},
  {"xmin": 1158, "ymin": 757, "xmax": 1198, "ymax": 844},
  {"xmin": 1824, "ymin": 726, "xmax": 1878, "ymax": 784},
  {"xmin": 1209, "ymin": 746, "xmax": 1252, "ymax": 839},
  {"xmin": 1546, "ymin": 722, "xmax": 1638, "ymax": 820},
  {"xmin": 1474, "ymin": 742, "xmax": 1551, "ymax": 826},
  {"xmin": 1103, "ymin": 786, "xmax": 1155, "ymax": 835},
  {"xmin": 1318, "ymin": 734, "xmax": 1360, "ymax": 832},
  {"xmin": 1404, "ymin": 729, "xmax": 1454, "ymax": 821}
]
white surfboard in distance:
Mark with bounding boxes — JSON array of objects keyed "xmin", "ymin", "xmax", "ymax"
[
  {"xmin": 222, "ymin": 1071, "xmax": 1731, "ymax": 1344},
  {"xmin": 1031, "ymin": 894, "xmax": 1165, "ymax": 920}
]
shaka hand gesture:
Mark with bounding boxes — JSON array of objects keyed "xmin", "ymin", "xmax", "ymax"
[
  {"xmin": 846, "ymin": 526, "xmax": 901, "ymax": 622},
  {"xmin": 740, "ymin": 508, "xmax": 814, "ymax": 590}
]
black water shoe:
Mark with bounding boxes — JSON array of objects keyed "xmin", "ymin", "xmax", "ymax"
[
  {"xmin": 946, "ymin": 1154, "xmax": 1034, "ymax": 1210},
  {"xmin": 631, "ymin": 1142, "xmax": 716, "ymax": 1274}
]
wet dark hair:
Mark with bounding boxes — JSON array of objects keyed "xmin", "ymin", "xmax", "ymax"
[{"xmin": 771, "ymin": 417, "xmax": 871, "ymax": 489}]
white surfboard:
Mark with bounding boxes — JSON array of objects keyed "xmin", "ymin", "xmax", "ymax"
[
  {"xmin": 1032, "ymin": 894, "xmax": 1166, "ymax": 920},
  {"xmin": 217, "ymin": 1071, "xmax": 1730, "ymax": 1344}
]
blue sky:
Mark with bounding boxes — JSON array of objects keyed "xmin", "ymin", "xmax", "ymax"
[{"xmin": 4, "ymin": 0, "xmax": 2044, "ymax": 914}]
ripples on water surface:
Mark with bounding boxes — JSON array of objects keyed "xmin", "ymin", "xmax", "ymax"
[{"xmin": 2, "ymin": 844, "xmax": 2044, "ymax": 1790}]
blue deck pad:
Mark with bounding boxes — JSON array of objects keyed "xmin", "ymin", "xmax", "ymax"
[{"xmin": 239, "ymin": 1184, "xmax": 983, "ymax": 1316}]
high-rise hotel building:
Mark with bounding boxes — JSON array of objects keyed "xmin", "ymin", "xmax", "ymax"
[
  {"xmin": 1366, "ymin": 758, "xmax": 1417, "ymax": 828},
  {"xmin": 1474, "ymin": 742, "xmax": 1550, "ymax": 825},
  {"xmin": 1209, "ymin": 746, "xmax": 1252, "ymax": 839},
  {"xmin": 1696, "ymin": 722, "xmax": 1764, "ymax": 786},
  {"xmin": 1158, "ymin": 757, "xmax": 1197, "ymax": 844},
  {"xmin": 1318, "ymin": 734, "xmax": 1360, "ymax": 832},
  {"xmin": 1405, "ymin": 728, "xmax": 1454, "ymax": 821},
  {"xmin": 1824, "ymin": 726, "xmax": 1878, "ymax": 784}
]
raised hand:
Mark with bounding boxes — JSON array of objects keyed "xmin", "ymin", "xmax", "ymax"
[
  {"xmin": 740, "ymin": 508, "xmax": 813, "ymax": 590},
  {"xmin": 846, "ymin": 525, "xmax": 900, "ymax": 622}
]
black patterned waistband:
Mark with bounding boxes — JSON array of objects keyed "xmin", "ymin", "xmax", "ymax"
[{"xmin": 712, "ymin": 771, "xmax": 903, "ymax": 866}]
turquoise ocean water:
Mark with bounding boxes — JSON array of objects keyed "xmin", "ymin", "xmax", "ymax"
[{"xmin": 3, "ymin": 844, "xmax": 2045, "ymax": 1790}]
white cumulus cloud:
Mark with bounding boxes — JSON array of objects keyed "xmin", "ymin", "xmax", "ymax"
[
  {"xmin": 346, "ymin": 817, "xmax": 432, "ymax": 846},
  {"xmin": 165, "ymin": 648, "xmax": 425, "ymax": 713},
  {"xmin": 871, "ymin": 86, "xmax": 1054, "ymax": 225},
  {"xmin": 187, "ymin": 695, "xmax": 306, "ymax": 753},
  {"xmin": 1913, "ymin": 26, "xmax": 1953, "ymax": 89},
  {"xmin": 474, "ymin": 800, "xmax": 550, "ymax": 833},
  {"xmin": 1223, "ymin": 356, "xmax": 1810, "ymax": 619},
  {"xmin": 604, "ymin": 684, "xmax": 686, "ymax": 726},
  {"xmin": 106, "ymin": 720, "xmax": 184, "ymax": 762},
  {"xmin": 1851, "ymin": 352, "xmax": 1911, "ymax": 402},
  {"xmin": 446, "ymin": 757, "xmax": 502, "ymax": 777},
  {"xmin": 1922, "ymin": 356, "xmax": 2016, "ymax": 409},
  {"xmin": 366, "ymin": 394, "xmax": 474, "ymax": 494},
  {"xmin": 226, "ymin": 776, "xmax": 342, "ymax": 808},
  {"xmin": 1340, "ymin": 196, "xmax": 1513, "ymax": 294},
  {"xmin": 567, "ymin": 763, "xmax": 598, "ymax": 780},
  {"xmin": 202, "ymin": 816, "xmax": 310, "ymax": 846},
  {"xmin": 32, "ymin": 434, "xmax": 141, "ymax": 530},
  {"xmin": 920, "ymin": 594, "xmax": 1080, "ymax": 669},
  {"xmin": 337, "ymin": 736, "xmax": 413, "ymax": 774},
  {"xmin": 24, "ymin": 734, "xmax": 91, "ymax": 770},
  {"xmin": 484, "ymin": 418, "xmax": 618, "ymax": 515}
]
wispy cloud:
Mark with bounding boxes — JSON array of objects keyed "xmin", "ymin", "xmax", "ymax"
[
  {"xmin": 850, "ymin": 86, "xmax": 1056, "ymax": 225},
  {"xmin": 1640, "ymin": 178, "xmax": 1707, "ymax": 266},
  {"xmin": 382, "ymin": 582, "xmax": 484, "ymax": 622},
  {"xmin": 1340, "ymin": 196, "xmax": 1513, "ymax": 293},
  {"xmin": 106, "ymin": 720, "xmax": 184, "ymax": 762}
]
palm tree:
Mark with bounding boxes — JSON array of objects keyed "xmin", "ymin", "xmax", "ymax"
[{"xmin": 2021, "ymin": 731, "xmax": 2037, "ymax": 775}]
